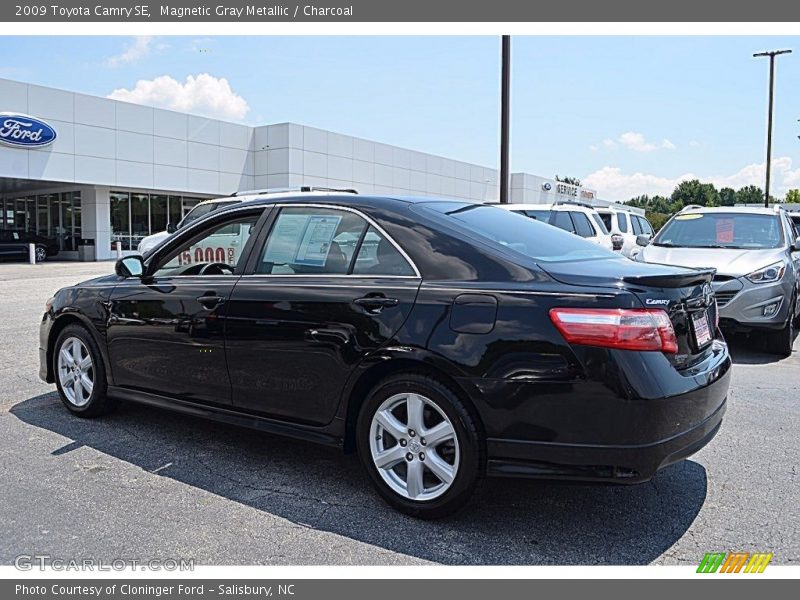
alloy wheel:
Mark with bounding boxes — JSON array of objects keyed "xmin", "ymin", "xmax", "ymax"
[
  {"xmin": 369, "ymin": 392, "xmax": 460, "ymax": 501},
  {"xmin": 57, "ymin": 337, "xmax": 94, "ymax": 407},
  {"xmin": 35, "ymin": 247, "xmax": 47, "ymax": 262}
]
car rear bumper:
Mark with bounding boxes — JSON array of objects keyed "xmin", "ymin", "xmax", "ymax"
[{"xmin": 485, "ymin": 399, "xmax": 725, "ymax": 483}]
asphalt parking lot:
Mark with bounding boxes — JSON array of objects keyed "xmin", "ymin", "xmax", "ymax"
[{"xmin": 0, "ymin": 261, "xmax": 797, "ymax": 566}]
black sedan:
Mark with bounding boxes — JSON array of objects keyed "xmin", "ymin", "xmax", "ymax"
[
  {"xmin": 39, "ymin": 194, "xmax": 731, "ymax": 518},
  {"xmin": 0, "ymin": 230, "xmax": 59, "ymax": 262}
]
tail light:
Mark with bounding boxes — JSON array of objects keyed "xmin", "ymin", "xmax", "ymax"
[{"xmin": 549, "ymin": 308, "xmax": 678, "ymax": 353}]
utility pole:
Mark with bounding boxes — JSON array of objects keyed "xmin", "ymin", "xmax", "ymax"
[
  {"xmin": 753, "ymin": 49, "xmax": 792, "ymax": 207},
  {"xmin": 500, "ymin": 35, "xmax": 511, "ymax": 203}
]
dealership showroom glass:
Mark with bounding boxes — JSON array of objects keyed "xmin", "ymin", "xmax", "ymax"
[{"xmin": 0, "ymin": 77, "xmax": 638, "ymax": 260}]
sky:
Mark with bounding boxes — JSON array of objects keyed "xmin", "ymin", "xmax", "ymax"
[{"xmin": 1, "ymin": 35, "xmax": 798, "ymax": 201}]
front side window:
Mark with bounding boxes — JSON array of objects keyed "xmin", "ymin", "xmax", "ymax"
[
  {"xmin": 598, "ymin": 212, "xmax": 613, "ymax": 231},
  {"xmin": 655, "ymin": 213, "xmax": 783, "ymax": 249},
  {"xmin": 154, "ymin": 214, "xmax": 259, "ymax": 277},
  {"xmin": 631, "ymin": 215, "xmax": 643, "ymax": 235},
  {"xmin": 591, "ymin": 213, "xmax": 609, "ymax": 235},
  {"xmin": 638, "ymin": 216, "xmax": 654, "ymax": 236},
  {"xmin": 522, "ymin": 209, "xmax": 552, "ymax": 222},
  {"xmin": 257, "ymin": 207, "xmax": 367, "ymax": 275},
  {"xmin": 552, "ymin": 211, "xmax": 575, "ymax": 233},
  {"xmin": 616, "ymin": 212, "xmax": 629, "ymax": 233},
  {"xmin": 572, "ymin": 212, "xmax": 596, "ymax": 238}
]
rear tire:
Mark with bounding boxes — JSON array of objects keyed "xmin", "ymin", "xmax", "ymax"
[
  {"xmin": 53, "ymin": 324, "xmax": 116, "ymax": 417},
  {"xmin": 35, "ymin": 245, "xmax": 47, "ymax": 263},
  {"xmin": 356, "ymin": 373, "xmax": 482, "ymax": 519}
]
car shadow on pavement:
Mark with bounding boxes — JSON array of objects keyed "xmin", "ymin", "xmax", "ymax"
[
  {"xmin": 725, "ymin": 333, "xmax": 796, "ymax": 365},
  {"xmin": 11, "ymin": 393, "xmax": 708, "ymax": 565}
]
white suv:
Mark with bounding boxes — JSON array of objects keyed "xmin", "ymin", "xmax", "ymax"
[
  {"xmin": 497, "ymin": 202, "xmax": 614, "ymax": 250},
  {"xmin": 595, "ymin": 206, "xmax": 655, "ymax": 258}
]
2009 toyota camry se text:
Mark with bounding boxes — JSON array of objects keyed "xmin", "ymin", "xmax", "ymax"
[{"xmin": 39, "ymin": 192, "xmax": 731, "ymax": 518}]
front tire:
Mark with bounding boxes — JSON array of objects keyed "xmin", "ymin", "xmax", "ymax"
[
  {"xmin": 356, "ymin": 373, "xmax": 482, "ymax": 519},
  {"xmin": 35, "ymin": 246, "xmax": 47, "ymax": 263},
  {"xmin": 54, "ymin": 324, "xmax": 115, "ymax": 417},
  {"xmin": 765, "ymin": 308, "xmax": 796, "ymax": 357}
]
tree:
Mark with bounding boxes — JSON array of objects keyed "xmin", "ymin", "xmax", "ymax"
[
  {"xmin": 556, "ymin": 175, "xmax": 582, "ymax": 187},
  {"xmin": 734, "ymin": 185, "xmax": 764, "ymax": 205},
  {"xmin": 784, "ymin": 189, "xmax": 800, "ymax": 203},
  {"xmin": 719, "ymin": 187, "xmax": 736, "ymax": 207},
  {"xmin": 670, "ymin": 179, "xmax": 720, "ymax": 207}
]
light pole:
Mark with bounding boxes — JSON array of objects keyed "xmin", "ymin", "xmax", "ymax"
[
  {"xmin": 500, "ymin": 35, "xmax": 511, "ymax": 203},
  {"xmin": 753, "ymin": 49, "xmax": 791, "ymax": 207}
]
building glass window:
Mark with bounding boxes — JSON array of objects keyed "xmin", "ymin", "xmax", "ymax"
[
  {"xmin": 108, "ymin": 192, "xmax": 208, "ymax": 251},
  {"xmin": 37, "ymin": 196, "xmax": 49, "ymax": 236},
  {"xmin": 110, "ymin": 191, "xmax": 131, "ymax": 250},
  {"xmin": 131, "ymin": 193, "xmax": 150, "ymax": 249},
  {"xmin": 168, "ymin": 196, "xmax": 183, "ymax": 228},
  {"xmin": 150, "ymin": 195, "xmax": 168, "ymax": 233}
]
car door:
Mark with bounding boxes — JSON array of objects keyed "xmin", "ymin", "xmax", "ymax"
[
  {"xmin": 0, "ymin": 231, "xmax": 26, "ymax": 259},
  {"xmin": 224, "ymin": 204, "xmax": 421, "ymax": 425},
  {"xmin": 105, "ymin": 208, "xmax": 266, "ymax": 406}
]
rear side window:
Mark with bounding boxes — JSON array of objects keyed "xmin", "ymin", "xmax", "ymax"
[
  {"xmin": 352, "ymin": 226, "xmax": 416, "ymax": 276},
  {"xmin": 257, "ymin": 207, "xmax": 366, "ymax": 275},
  {"xmin": 571, "ymin": 212, "xmax": 596, "ymax": 238},
  {"xmin": 616, "ymin": 212, "xmax": 629, "ymax": 233},
  {"xmin": 552, "ymin": 211, "xmax": 575, "ymax": 233}
]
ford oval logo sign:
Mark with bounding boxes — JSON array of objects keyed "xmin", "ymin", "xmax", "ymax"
[{"xmin": 0, "ymin": 113, "xmax": 57, "ymax": 148}]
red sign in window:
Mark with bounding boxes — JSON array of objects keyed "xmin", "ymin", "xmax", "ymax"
[{"xmin": 716, "ymin": 219, "xmax": 734, "ymax": 243}]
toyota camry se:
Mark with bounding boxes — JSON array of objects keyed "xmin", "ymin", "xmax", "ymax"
[{"xmin": 40, "ymin": 193, "xmax": 731, "ymax": 518}]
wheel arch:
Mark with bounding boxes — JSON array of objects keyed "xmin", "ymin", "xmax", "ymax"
[
  {"xmin": 46, "ymin": 312, "xmax": 112, "ymax": 385},
  {"xmin": 341, "ymin": 353, "xmax": 485, "ymax": 454}
]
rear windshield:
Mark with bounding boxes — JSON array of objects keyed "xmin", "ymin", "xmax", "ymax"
[
  {"xmin": 415, "ymin": 202, "xmax": 616, "ymax": 263},
  {"xmin": 655, "ymin": 213, "xmax": 784, "ymax": 249}
]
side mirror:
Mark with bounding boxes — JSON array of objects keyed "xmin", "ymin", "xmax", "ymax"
[
  {"xmin": 167, "ymin": 223, "xmax": 177, "ymax": 234},
  {"xmin": 636, "ymin": 234, "xmax": 651, "ymax": 247},
  {"xmin": 115, "ymin": 255, "xmax": 145, "ymax": 278}
]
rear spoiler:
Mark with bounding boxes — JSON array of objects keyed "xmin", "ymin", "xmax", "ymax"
[{"xmin": 622, "ymin": 267, "xmax": 716, "ymax": 288}]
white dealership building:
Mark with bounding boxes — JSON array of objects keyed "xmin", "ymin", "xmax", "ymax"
[{"xmin": 0, "ymin": 78, "xmax": 632, "ymax": 260}]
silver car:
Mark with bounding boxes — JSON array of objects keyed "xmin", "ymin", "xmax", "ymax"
[{"xmin": 636, "ymin": 206, "xmax": 800, "ymax": 356}]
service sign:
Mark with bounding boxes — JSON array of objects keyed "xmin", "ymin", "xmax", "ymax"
[{"xmin": 0, "ymin": 112, "xmax": 57, "ymax": 148}]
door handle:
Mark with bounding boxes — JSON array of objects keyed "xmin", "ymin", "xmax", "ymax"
[
  {"xmin": 197, "ymin": 295, "xmax": 225, "ymax": 308},
  {"xmin": 353, "ymin": 295, "xmax": 399, "ymax": 312}
]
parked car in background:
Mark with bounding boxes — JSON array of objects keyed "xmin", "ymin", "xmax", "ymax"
[
  {"xmin": 636, "ymin": 206, "xmax": 800, "ymax": 356},
  {"xmin": 496, "ymin": 202, "xmax": 614, "ymax": 250},
  {"xmin": 136, "ymin": 197, "xmax": 242, "ymax": 255},
  {"xmin": 595, "ymin": 206, "xmax": 655, "ymax": 259},
  {"xmin": 0, "ymin": 230, "xmax": 59, "ymax": 262},
  {"xmin": 40, "ymin": 194, "xmax": 730, "ymax": 518},
  {"xmin": 136, "ymin": 187, "xmax": 360, "ymax": 255}
]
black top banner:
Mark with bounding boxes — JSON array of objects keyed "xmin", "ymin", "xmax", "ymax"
[{"xmin": 3, "ymin": 0, "xmax": 800, "ymax": 22}]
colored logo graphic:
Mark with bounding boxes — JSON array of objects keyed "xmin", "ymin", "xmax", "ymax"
[
  {"xmin": 0, "ymin": 113, "xmax": 57, "ymax": 148},
  {"xmin": 697, "ymin": 552, "xmax": 773, "ymax": 573}
]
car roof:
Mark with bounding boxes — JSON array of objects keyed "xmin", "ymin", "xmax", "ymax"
[{"xmin": 679, "ymin": 206, "xmax": 780, "ymax": 216}]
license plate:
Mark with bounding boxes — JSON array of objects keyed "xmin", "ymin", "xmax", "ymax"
[{"xmin": 692, "ymin": 310, "xmax": 712, "ymax": 347}]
